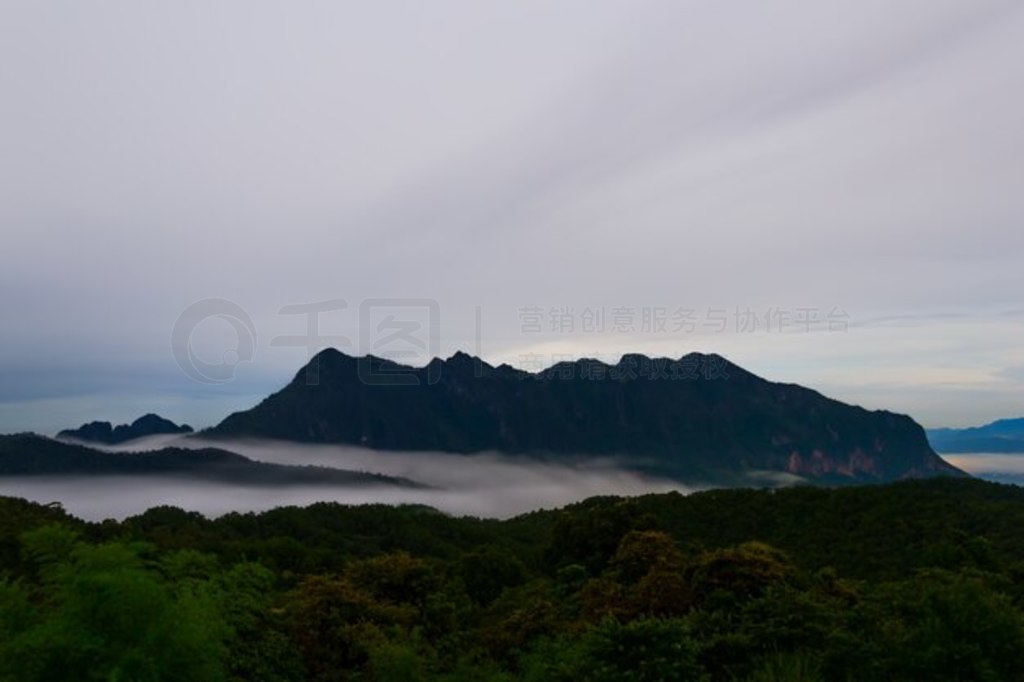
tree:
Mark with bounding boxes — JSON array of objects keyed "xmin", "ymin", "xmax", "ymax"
[
  {"xmin": 0, "ymin": 525, "xmax": 229, "ymax": 682},
  {"xmin": 522, "ymin": 618, "xmax": 705, "ymax": 682},
  {"xmin": 688, "ymin": 542, "xmax": 792, "ymax": 607},
  {"xmin": 458, "ymin": 546, "xmax": 527, "ymax": 606},
  {"xmin": 855, "ymin": 571, "xmax": 1024, "ymax": 681}
]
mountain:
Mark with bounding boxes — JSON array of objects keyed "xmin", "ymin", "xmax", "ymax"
[
  {"xmin": 927, "ymin": 418, "xmax": 1024, "ymax": 453},
  {"xmin": 208, "ymin": 349, "xmax": 963, "ymax": 484},
  {"xmin": 58, "ymin": 413, "xmax": 194, "ymax": 444},
  {"xmin": 0, "ymin": 434, "xmax": 420, "ymax": 487}
]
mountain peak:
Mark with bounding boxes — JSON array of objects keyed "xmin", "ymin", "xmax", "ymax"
[
  {"xmin": 310, "ymin": 347, "xmax": 356, "ymax": 364},
  {"xmin": 927, "ymin": 416, "xmax": 1024, "ymax": 454},
  {"xmin": 211, "ymin": 349, "xmax": 963, "ymax": 484},
  {"xmin": 58, "ymin": 414, "xmax": 193, "ymax": 445}
]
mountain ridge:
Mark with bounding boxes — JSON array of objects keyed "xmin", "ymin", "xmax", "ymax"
[
  {"xmin": 927, "ymin": 417, "xmax": 1024, "ymax": 453},
  {"xmin": 58, "ymin": 413, "xmax": 193, "ymax": 444},
  {"xmin": 208, "ymin": 348, "xmax": 963, "ymax": 484},
  {"xmin": 1, "ymin": 433, "xmax": 421, "ymax": 488}
]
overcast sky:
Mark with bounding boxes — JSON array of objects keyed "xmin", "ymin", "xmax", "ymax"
[{"xmin": 2, "ymin": 1, "xmax": 1023, "ymax": 433}]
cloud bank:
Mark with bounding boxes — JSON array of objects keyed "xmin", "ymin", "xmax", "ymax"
[
  {"xmin": 0, "ymin": 435, "xmax": 689, "ymax": 521},
  {"xmin": 1, "ymin": 1, "xmax": 1023, "ymax": 430}
]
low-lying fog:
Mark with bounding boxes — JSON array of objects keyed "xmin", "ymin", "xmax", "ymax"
[
  {"xmin": 943, "ymin": 453, "xmax": 1024, "ymax": 480},
  {"xmin": 0, "ymin": 436, "xmax": 691, "ymax": 521}
]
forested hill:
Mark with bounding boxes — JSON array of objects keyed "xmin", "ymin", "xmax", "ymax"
[
  {"xmin": 210, "ymin": 348, "xmax": 962, "ymax": 484},
  {"xmin": 0, "ymin": 434, "xmax": 419, "ymax": 487},
  {"xmin": 4, "ymin": 477, "xmax": 1024, "ymax": 680}
]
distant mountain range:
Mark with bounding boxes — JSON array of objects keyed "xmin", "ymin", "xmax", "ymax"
[
  {"xmin": 0, "ymin": 434, "xmax": 419, "ymax": 488},
  {"xmin": 927, "ymin": 418, "xmax": 1024, "ymax": 454},
  {"xmin": 207, "ymin": 349, "xmax": 963, "ymax": 485},
  {"xmin": 58, "ymin": 413, "xmax": 193, "ymax": 444}
]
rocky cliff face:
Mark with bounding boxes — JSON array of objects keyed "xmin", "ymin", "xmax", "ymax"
[{"xmin": 209, "ymin": 349, "xmax": 964, "ymax": 484}]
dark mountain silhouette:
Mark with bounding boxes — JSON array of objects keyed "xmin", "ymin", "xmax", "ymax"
[
  {"xmin": 0, "ymin": 434, "xmax": 420, "ymax": 488},
  {"xmin": 208, "ymin": 349, "xmax": 964, "ymax": 484},
  {"xmin": 927, "ymin": 417, "xmax": 1024, "ymax": 453},
  {"xmin": 58, "ymin": 413, "xmax": 194, "ymax": 444}
]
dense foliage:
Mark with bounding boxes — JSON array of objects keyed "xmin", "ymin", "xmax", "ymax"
[{"xmin": 4, "ymin": 477, "xmax": 1024, "ymax": 680}]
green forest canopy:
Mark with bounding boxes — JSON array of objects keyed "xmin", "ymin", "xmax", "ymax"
[{"xmin": 3, "ymin": 477, "xmax": 1024, "ymax": 681}]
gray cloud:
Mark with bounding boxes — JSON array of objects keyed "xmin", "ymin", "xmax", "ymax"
[{"xmin": 1, "ymin": 1, "xmax": 1023, "ymax": 430}]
